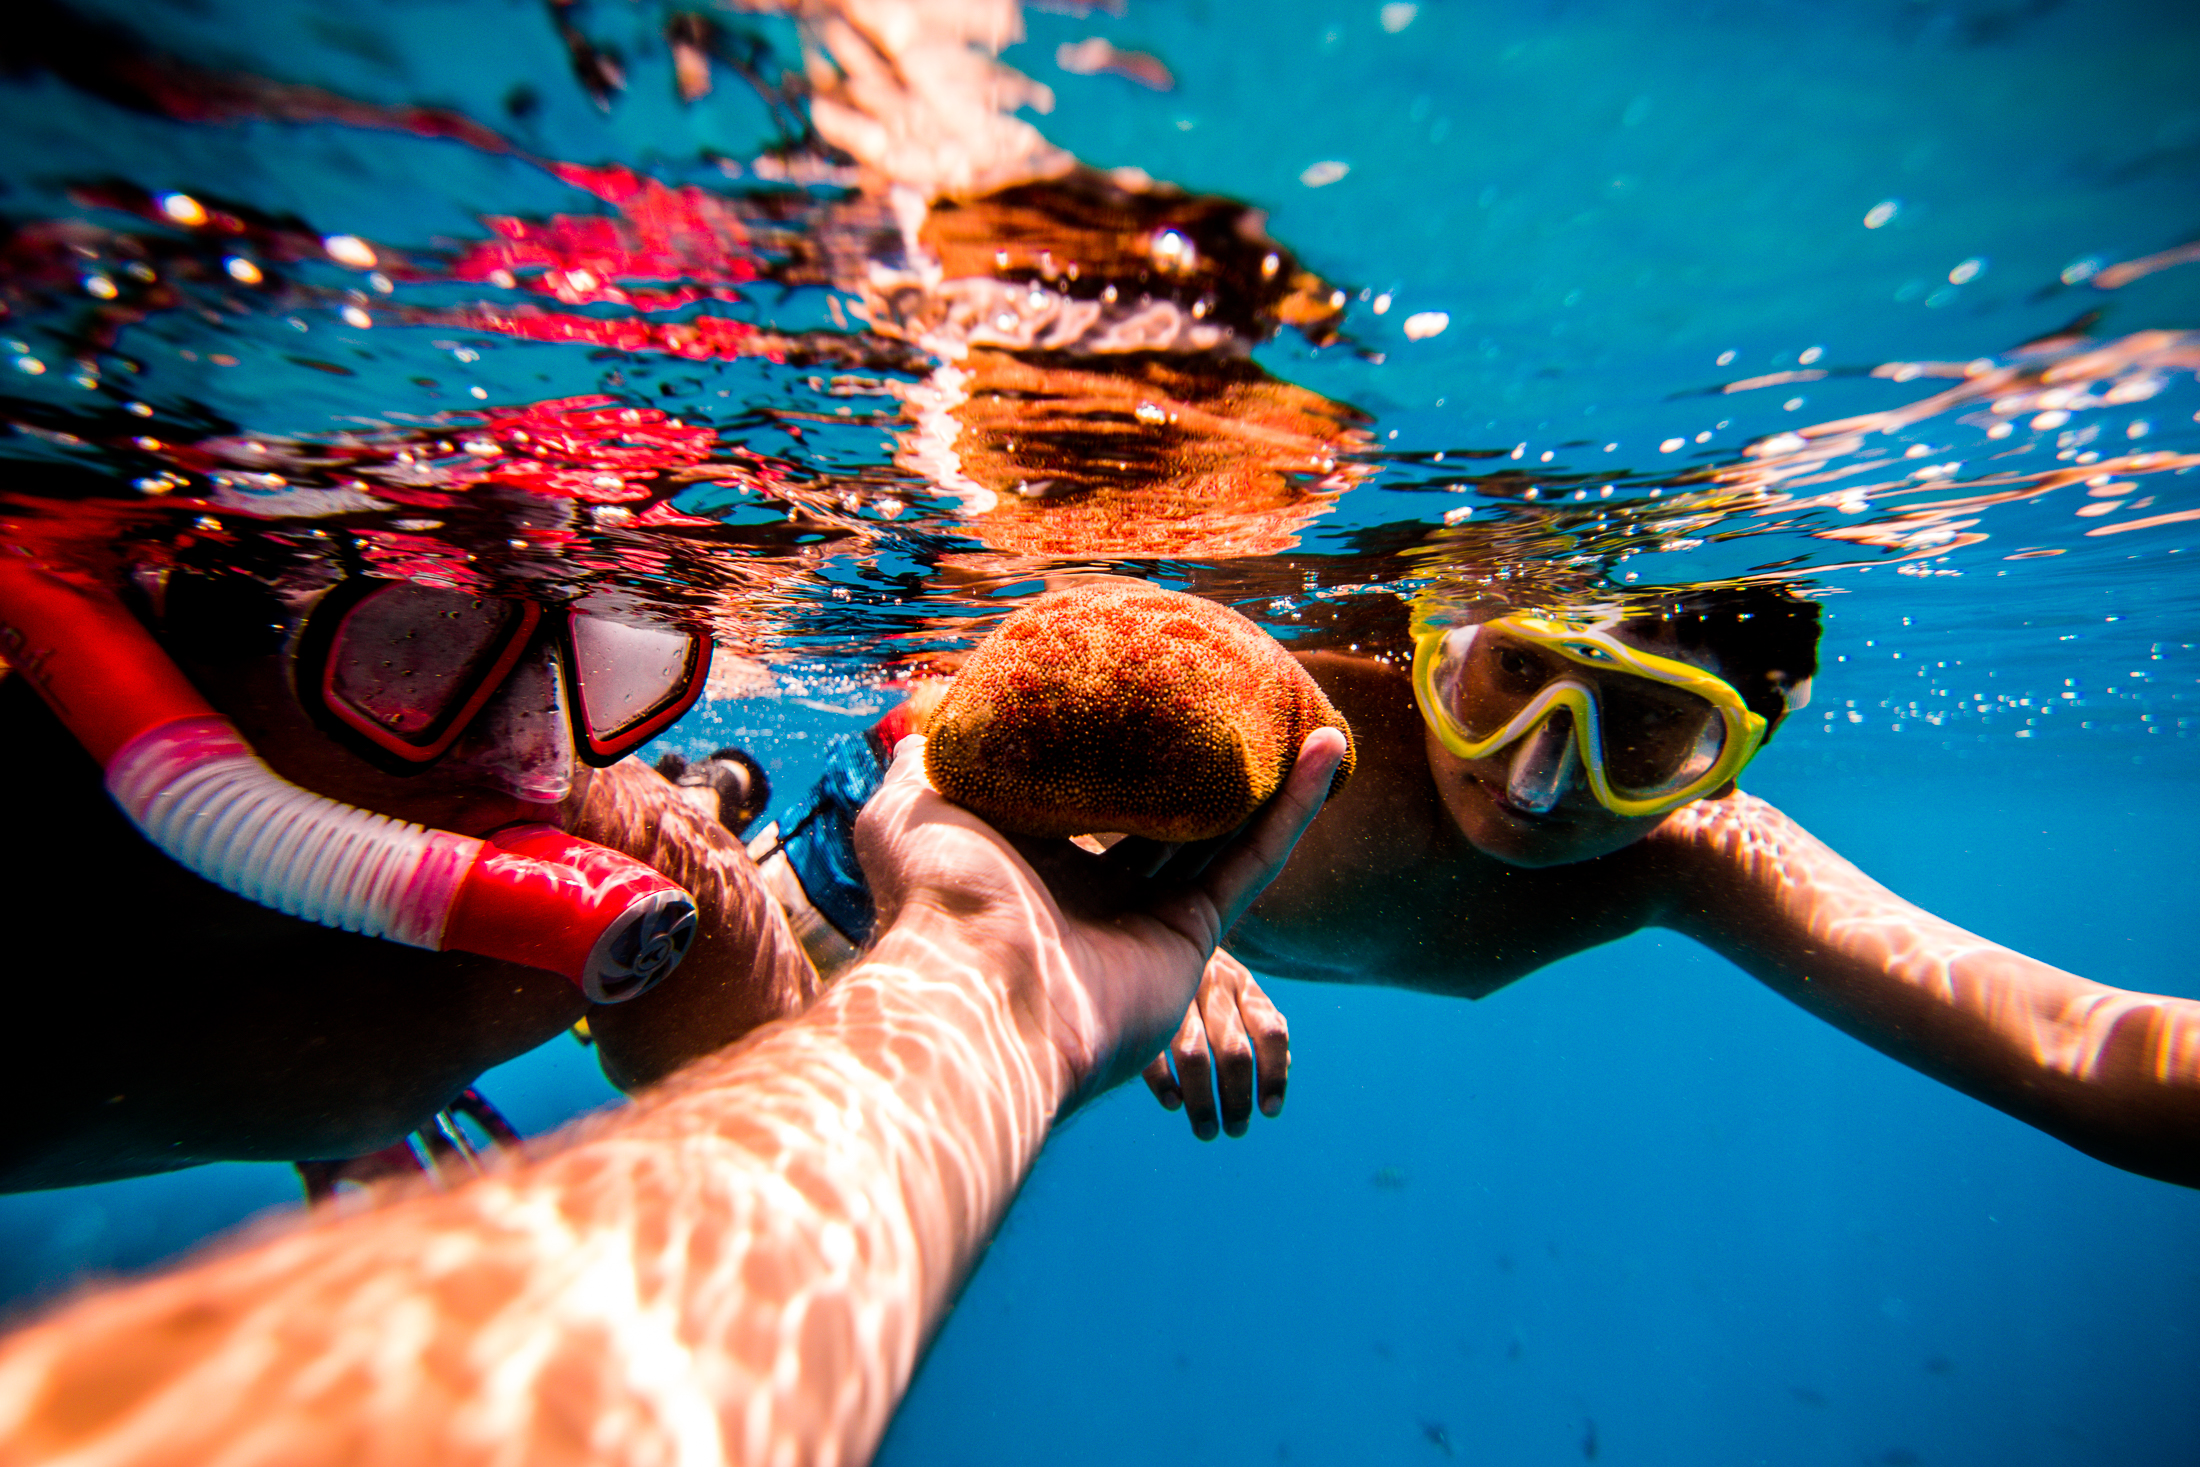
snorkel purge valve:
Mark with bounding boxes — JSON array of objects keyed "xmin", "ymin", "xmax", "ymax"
[{"xmin": 0, "ymin": 559, "xmax": 697, "ymax": 1002}]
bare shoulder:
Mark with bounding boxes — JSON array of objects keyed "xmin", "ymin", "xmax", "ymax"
[
  {"xmin": 1296, "ymin": 650, "xmax": 1438, "ymax": 794},
  {"xmin": 1642, "ymin": 787, "xmax": 1838, "ymax": 898},
  {"xmin": 1652, "ymin": 785, "xmax": 1807, "ymax": 843},
  {"xmin": 576, "ymin": 758, "xmax": 821, "ymax": 1091},
  {"xmin": 1640, "ymin": 785, "xmax": 1900, "ymax": 954}
]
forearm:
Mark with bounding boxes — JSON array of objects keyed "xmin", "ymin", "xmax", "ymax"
[
  {"xmin": 1662, "ymin": 794, "xmax": 2200, "ymax": 1186},
  {"xmin": 1770, "ymin": 932, "xmax": 2200, "ymax": 1184},
  {"xmin": 0, "ymin": 916, "xmax": 1063, "ymax": 1466}
]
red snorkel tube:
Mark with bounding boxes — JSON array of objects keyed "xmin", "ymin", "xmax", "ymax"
[{"xmin": 0, "ymin": 558, "xmax": 696, "ymax": 1003}]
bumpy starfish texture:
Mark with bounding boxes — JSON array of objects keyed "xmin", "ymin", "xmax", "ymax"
[{"xmin": 925, "ymin": 583, "xmax": 1355, "ymax": 841}]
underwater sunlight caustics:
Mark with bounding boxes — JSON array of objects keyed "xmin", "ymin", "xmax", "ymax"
[{"xmin": 0, "ymin": 1, "xmax": 2196, "ymax": 1465}]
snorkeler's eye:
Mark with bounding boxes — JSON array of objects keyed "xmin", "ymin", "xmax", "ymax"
[{"xmin": 1493, "ymin": 644, "xmax": 1544, "ymax": 692}]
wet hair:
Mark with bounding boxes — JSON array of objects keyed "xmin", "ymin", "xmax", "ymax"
[
  {"xmin": 129, "ymin": 534, "xmax": 326, "ymax": 666},
  {"xmin": 153, "ymin": 563, "xmax": 291, "ymax": 664},
  {"xmin": 1614, "ymin": 586, "xmax": 1822, "ymax": 741}
]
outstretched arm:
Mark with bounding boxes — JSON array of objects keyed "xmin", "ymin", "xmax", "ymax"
[
  {"xmin": 1654, "ymin": 791, "xmax": 2200, "ymax": 1187},
  {"xmin": 0, "ymin": 730, "xmax": 1345, "ymax": 1467}
]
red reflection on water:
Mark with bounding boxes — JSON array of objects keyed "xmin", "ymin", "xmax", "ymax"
[
  {"xmin": 397, "ymin": 162, "xmax": 801, "ymax": 362},
  {"xmin": 428, "ymin": 305, "xmax": 764, "ymax": 361},
  {"xmin": 0, "ymin": 386, "xmax": 824, "ymax": 614},
  {"xmin": 468, "ymin": 396, "xmax": 721, "ymax": 503},
  {"xmin": 438, "ymin": 164, "xmax": 762, "ymax": 314}
]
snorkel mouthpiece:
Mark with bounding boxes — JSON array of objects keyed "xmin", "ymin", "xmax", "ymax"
[
  {"xmin": 446, "ymin": 825, "xmax": 699, "ymax": 1003},
  {"xmin": 0, "ymin": 559, "xmax": 696, "ymax": 1002}
]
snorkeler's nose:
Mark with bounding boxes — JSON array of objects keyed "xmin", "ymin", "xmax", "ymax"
[
  {"xmin": 1506, "ymin": 714, "xmax": 1578, "ymax": 815},
  {"xmin": 444, "ymin": 648, "xmax": 575, "ymax": 805}
]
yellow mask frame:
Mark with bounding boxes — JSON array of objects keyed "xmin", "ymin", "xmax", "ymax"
[{"xmin": 1410, "ymin": 611, "xmax": 1768, "ymax": 819}]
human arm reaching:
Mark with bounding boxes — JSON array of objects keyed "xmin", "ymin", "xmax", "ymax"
[
  {"xmin": 0, "ymin": 729, "xmax": 1346, "ymax": 1467},
  {"xmin": 575, "ymin": 757, "xmax": 821, "ymax": 1090},
  {"xmin": 1654, "ymin": 790, "xmax": 2200, "ymax": 1188}
]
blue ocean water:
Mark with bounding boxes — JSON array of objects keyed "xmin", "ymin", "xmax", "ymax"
[
  {"xmin": 883, "ymin": 751, "xmax": 2200, "ymax": 1467},
  {"xmin": 0, "ymin": 0, "xmax": 2196, "ymax": 1462}
]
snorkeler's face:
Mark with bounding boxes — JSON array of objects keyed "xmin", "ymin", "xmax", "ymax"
[
  {"xmin": 1424, "ymin": 625, "xmax": 1735, "ymax": 868},
  {"xmin": 183, "ymin": 640, "xmax": 588, "ymax": 838}
]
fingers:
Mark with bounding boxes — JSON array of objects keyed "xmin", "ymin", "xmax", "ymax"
[
  {"xmin": 1163, "ymin": 1001, "xmax": 1219, "ymax": 1141},
  {"xmin": 857, "ymin": 734, "xmax": 936, "ymax": 838},
  {"xmin": 1147, "ymin": 952, "xmax": 1291, "ymax": 1141},
  {"xmin": 1200, "ymin": 952, "xmax": 1289, "ymax": 1133},
  {"xmin": 1197, "ymin": 968, "xmax": 1258, "ymax": 1138},
  {"xmin": 1142, "ymin": 1051, "xmax": 1181, "ymax": 1111},
  {"xmin": 1235, "ymin": 965, "xmax": 1291, "ymax": 1120},
  {"xmin": 882, "ymin": 733, "xmax": 930, "ymax": 789}
]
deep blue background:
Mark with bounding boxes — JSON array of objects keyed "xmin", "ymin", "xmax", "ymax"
[{"xmin": 882, "ymin": 745, "xmax": 2200, "ymax": 1467}]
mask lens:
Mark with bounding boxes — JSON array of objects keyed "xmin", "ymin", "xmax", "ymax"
[
  {"xmin": 325, "ymin": 585, "xmax": 530, "ymax": 746},
  {"xmin": 1441, "ymin": 629, "xmax": 1566, "ymax": 740},
  {"xmin": 1595, "ymin": 674, "xmax": 1726, "ymax": 794},
  {"xmin": 567, "ymin": 615, "xmax": 704, "ymax": 750}
]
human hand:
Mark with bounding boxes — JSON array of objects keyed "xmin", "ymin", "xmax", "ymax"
[
  {"xmin": 1141, "ymin": 949, "xmax": 1290, "ymax": 1140},
  {"xmin": 579, "ymin": 760, "xmax": 821, "ymax": 1092},
  {"xmin": 854, "ymin": 727, "xmax": 1345, "ymax": 1116}
]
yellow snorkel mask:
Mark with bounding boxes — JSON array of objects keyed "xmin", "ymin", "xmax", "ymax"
[{"xmin": 1410, "ymin": 608, "xmax": 1769, "ymax": 819}]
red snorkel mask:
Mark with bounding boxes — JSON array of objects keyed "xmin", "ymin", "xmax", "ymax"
[
  {"xmin": 0, "ymin": 558, "xmax": 701, "ymax": 1003},
  {"xmin": 293, "ymin": 577, "xmax": 711, "ymax": 772}
]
